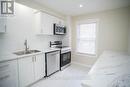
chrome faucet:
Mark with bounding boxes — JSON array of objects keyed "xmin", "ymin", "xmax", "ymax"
[{"xmin": 24, "ymin": 39, "xmax": 29, "ymax": 52}]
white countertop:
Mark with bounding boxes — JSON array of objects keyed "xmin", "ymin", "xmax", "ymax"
[{"xmin": 0, "ymin": 48, "xmax": 60, "ymax": 63}]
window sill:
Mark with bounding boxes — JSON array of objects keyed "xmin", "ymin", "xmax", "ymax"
[{"xmin": 74, "ymin": 51, "xmax": 98, "ymax": 58}]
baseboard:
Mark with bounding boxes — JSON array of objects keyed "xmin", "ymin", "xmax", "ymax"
[{"xmin": 71, "ymin": 62, "xmax": 92, "ymax": 68}]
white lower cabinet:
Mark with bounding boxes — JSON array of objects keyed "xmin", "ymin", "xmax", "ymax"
[
  {"xmin": 0, "ymin": 60, "xmax": 18, "ymax": 87},
  {"xmin": 18, "ymin": 53, "xmax": 45, "ymax": 87},
  {"xmin": 34, "ymin": 54, "xmax": 45, "ymax": 81},
  {"xmin": 0, "ymin": 53, "xmax": 45, "ymax": 87},
  {"xmin": 18, "ymin": 56, "xmax": 35, "ymax": 87}
]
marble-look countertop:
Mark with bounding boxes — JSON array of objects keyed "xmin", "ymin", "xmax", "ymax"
[
  {"xmin": 82, "ymin": 51, "xmax": 130, "ymax": 87},
  {"xmin": 0, "ymin": 48, "xmax": 60, "ymax": 63}
]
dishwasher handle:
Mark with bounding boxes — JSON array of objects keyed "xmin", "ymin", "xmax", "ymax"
[{"xmin": 47, "ymin": 51, "xmax": 60, "ymax": 55}]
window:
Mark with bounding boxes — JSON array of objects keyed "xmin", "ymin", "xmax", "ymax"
[{"xmin": 76, "ymin": 21, "xmax": 97, "ymax": 55}]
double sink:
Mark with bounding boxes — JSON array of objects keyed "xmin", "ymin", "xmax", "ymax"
[{"xmin": 14, "ymin": 50, "xmax": 41, "ymax": 56}]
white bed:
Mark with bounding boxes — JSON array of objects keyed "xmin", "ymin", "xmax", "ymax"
[{"xmin": 82, "ymin": 51, "xmax": 130, "ymax": 87}]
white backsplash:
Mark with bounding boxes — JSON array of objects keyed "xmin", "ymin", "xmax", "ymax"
[
  {"xmin": 0, "ymin": 3, "xmax": 65, "ymax": 55},
  {"xmin": 62, "ymin": 16, "xmax": 72, "ymax": 47}
]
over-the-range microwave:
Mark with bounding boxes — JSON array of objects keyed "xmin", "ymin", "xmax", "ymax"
[{"xmin": 53, "ymin": 23, "xmax": 66, "ymax": 35}]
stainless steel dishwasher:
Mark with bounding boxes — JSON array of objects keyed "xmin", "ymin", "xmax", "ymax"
[{"xmin": 45, "ymin": 50, "xmax": 60, "ymax": 77}]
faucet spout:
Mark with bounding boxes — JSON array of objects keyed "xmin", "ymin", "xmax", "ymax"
[{"xmin": 24, "ymin": 39, "xmax": 29, "ymax": 52}]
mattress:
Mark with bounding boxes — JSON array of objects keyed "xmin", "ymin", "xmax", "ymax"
[{"xmin": 82, "ymin": 51, "xmax": 130, "ymax": 87}]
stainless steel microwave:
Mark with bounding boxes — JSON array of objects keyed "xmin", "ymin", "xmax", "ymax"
[{"xmin": 53, "ymin": 23, "xmax": 66, "ymax": 35}]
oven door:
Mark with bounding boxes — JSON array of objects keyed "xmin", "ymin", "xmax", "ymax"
[{"xmin": 60, "ymin": 51, "xmax": 71, "ymax": 67}]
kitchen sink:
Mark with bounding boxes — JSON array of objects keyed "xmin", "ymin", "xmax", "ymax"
[{"xmin": 13, "ymin": 50, "xmax": 41, "ymax": 56}]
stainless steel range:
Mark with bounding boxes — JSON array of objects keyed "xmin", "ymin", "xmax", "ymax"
[{"xmin": 50, "ymin": 41, "xmax": 71, "ymax": 70}]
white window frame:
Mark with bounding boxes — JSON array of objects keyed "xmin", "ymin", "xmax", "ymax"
[{"xmin": 76, "ymin": 19, "xmax": 99, "ymax": 57}]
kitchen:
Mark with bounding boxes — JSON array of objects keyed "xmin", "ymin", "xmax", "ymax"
[
  {"xmin": 0, "ymin": 2, "xmax": 71, "ymax": 87},
  {"xmin": 0, "ymin": 0, "xmax": 130, "ymax": 87}
]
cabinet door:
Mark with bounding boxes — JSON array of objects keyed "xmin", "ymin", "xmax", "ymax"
[
  {"xmin": 60, "ymin": 19, "xmax": 65, "ymax": 25},
  {"xmin": 49, "ymin": 15, "xmax": 55, "ymax": 35},
  {"xmin": 43, "ymin": 13, "xmax": 53, "ymax": 35},
  {"xmin": 34, "ymin": 54, "xmax": 45, "ymax": 81},
  {"xmin": 18, "ymin": 57, "xmax": 35, "ymax": 87},
  {"xmin": 41, "ymin": 12, "xmax": 47, "ymax": 34},
  {"xmin": 53, "ymin": 16, "xmax": 59, "ymax": 24},
  {"xmin": 35, "ymin": 12, "xmax": 42, "ymax": 34},
  {"xmin": 0, "ymin": 60, "xmax": 18, "ymax": 87},
  {"xmin": 0, "ymin": 17, "xmax": 6, "ymax": 33}
]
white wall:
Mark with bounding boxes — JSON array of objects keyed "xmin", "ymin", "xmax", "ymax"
[
  {"xmin": 0, "ymin": 3, "xmax": 63, "ymax": 54},
  {"xmin": 16, "ymin": 0, "xmax": 65, "ymax": 19},
  {"xmin": 71, "ymin": 7, "xmax": 130, "ymax": 66},
  {"xmin": 62, "ymin": 16, "xmax": 72, "ymax": 46}
]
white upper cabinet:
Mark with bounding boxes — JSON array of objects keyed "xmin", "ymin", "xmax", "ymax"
[
  {"xmin": 0, "ymin": 17, "xmax": 7, "ymax": 33},
  {"xmin": 42, "ymin": 13, "xmax": 54, "ymax": 35},
  {"xmin": 0, "ymin": 60, "xmax": 18, "ymax": 87},
  {"xmin": 35, "ymin": 12, "xmax": 65, "ymax": 35},
  {"xmin": 53, "ymin": 16, "xmax": 65, "ymax": 25}
]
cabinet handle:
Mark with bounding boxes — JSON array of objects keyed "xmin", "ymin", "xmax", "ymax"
[
  {"xmin": 32, "ymin": 56, "xmax": 36, "ymax": 62},
  {"xmin": 0, "ymin": 75, "xmax": 10, "ymax": 81},
  {"xmin": 32, "ymin": 57, "xmax": 34, "ymax": 62},
  {"xmin": 35, "ymin": 56, "xmax": 36, "ymax": 62}
]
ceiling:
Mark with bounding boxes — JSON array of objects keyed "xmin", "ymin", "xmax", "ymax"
[{"xmin": 33, "ymin": 0, "xmax": 130, "ymax": 16}]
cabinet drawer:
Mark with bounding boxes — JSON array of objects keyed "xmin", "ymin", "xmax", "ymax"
[
  {"xmin": 0, "ymin": 63, "xmax": 11, "ymax": 82},
  {"xmin": 0, "ymin": 62, "xmax": 10, "ymax": 74},
  {"xmin": 0, "ymin": 60, "xmax": 18, "ymax": 87}
]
